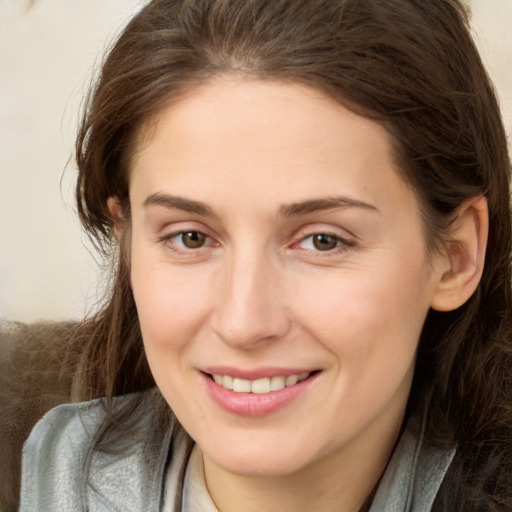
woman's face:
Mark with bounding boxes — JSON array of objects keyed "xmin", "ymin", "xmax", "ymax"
[{"xmin": 128, "ymin": 78, "xmax": 446, "ymax": 478}]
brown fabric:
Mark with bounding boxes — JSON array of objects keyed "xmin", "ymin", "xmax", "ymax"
[{"xmin": 0, "ymin": 320, "xmax": 81, "ymax": 512}]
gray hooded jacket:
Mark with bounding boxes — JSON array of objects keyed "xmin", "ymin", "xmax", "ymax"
[{"xmin": 20, "ymin": 393, "xmax": 455, "ymax": 511}]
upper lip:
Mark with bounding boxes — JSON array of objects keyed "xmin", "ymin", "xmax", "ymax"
[{"xmin": 201, "ymin": 366, "xmax": 319, "ymax": 380}]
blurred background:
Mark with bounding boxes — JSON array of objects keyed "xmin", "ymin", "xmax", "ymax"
[{"xmin": 0, "ymin": 0, "xmax": 511, "ymax": 322}]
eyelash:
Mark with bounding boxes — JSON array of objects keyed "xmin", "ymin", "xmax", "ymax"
[
  {"xmin": 158, "ymin": 229, "xmax": 354, "ymax": 258},
  {"xmin": 292, "ymin": 232, "xmax": 354, "ymax": 256}
]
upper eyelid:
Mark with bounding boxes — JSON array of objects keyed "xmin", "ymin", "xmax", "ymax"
[
  {"xmin": 301, "ymin": 232, "xmax": 350, "ymax": 242},
  {"xmin": 155, "ymin": 220, "xmax": 215, "ymax": 238},
  {"xmin": 292, "ymin": 224, "xmax": 356, "ymax": 242},
  {"xmin": 159, "ymin": 229, "xmax": 213, "ymax": 242}
]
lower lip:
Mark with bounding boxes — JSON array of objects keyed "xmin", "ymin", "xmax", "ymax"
[{"xmin": 202, "ymin": 373, "xmax": 318, "ymax": 417}]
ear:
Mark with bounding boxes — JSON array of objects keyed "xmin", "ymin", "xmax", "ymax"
[
  {"xmin": 107, "ymin": 196, "xmax": 125, "ymax": 237},
  {"xmin": 430, "ymin": 196, "xmax": 488, "ymax": 312}
]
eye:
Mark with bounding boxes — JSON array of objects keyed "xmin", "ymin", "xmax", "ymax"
[
  {"xmin": 159, "ymin": 229, "xmax": 214, "ymax": 253},
  {"xmin": 178, "ymin": 231, "xmax": 207, "ymax": 249},
  {"xmin": 298, "ymin": 233, "xmax": 347, "ymax": 251}
]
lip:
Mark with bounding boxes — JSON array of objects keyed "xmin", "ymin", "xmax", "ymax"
[
  {"xmin": 203, "ymin": 366, "xmax": 315, "ymax": 380},
  {"xmin": 200, "ymin": 368, "xmax": 320, "ymax": 417}
]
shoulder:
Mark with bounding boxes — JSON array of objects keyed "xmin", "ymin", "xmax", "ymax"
[
  {"xmin": 20, "ymin": 398, "xmax": 111, "ymax": 510},
  {"xmin": 20, "ymin": 391, "xmax": 178, "ymax": 511},
  {"xmin": 22, "ymin": 397, "xmax": 108, "ymax": 469},
  {"xmin": 24, "ymin": 397, "xmax": 107, "ymax": 448}
]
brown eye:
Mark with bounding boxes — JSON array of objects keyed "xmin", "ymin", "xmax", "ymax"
[
  {"xmin": 312, "ymin": 234, "xmax": 339, "ymax": 251},
  {"xmin": 181, "ymin": 231, "xmax": 206, "ymax": 248}
]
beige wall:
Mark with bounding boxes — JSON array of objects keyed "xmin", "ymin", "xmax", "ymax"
[
  {"xmin": 470, "ymin": 0, "xmax": 512, "ymax": 143},
  {"xmin": 0, "ymin": 0, "xmax": 147, "ymax": 321},
  {"xmin": 0, "ymin": 0, "xmax": 510, "ymax": 322}
]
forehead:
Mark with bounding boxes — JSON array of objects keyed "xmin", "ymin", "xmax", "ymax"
[
  {"xmin": 132, "ymin": 77, "xmax": 393, "ymax": 162},
  {"xmin": 129, "ymin": 77, "xmax": 417, "ymax": 218}
]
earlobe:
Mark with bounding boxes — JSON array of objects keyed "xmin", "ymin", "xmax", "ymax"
[
  {"xmin": 107, "ymin": 196, "xmax": 125, "ymax": 237},
  {"xmin": 430, "ymin": 196, "xmax": 488, "ymax": 312}
]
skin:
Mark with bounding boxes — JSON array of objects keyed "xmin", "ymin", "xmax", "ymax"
[{"xmin": 119, "ymin": 77, "xmax": 486, "ymax": 512}]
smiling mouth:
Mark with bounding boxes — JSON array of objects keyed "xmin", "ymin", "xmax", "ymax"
[{"xmin": 209, "ymin": 372, "xmax": 316, "ymax": 394}]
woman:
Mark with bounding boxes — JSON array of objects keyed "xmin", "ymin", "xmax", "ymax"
[{"xmin": 20, "ymin": 0, "xmax": 511, "ymax": 510}]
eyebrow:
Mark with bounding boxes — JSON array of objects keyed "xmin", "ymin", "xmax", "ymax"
[
  {"xmin": 143, "ymin": 192, "xmax": 218, "ymax": 218},
  {"xmin": 142, "ymin": 192, "xmax": 378, "ymax": 218},
  {"xmin": 279, "ymin": 197, "xmax": 378, "ymax": 217}
]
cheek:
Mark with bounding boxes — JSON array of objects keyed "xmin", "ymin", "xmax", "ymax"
[
  {"xmin": 130, "ymin": 247, "xmax": 211, "ymax": 355},
  {"xmin": 130, "ymin": 255, "xmax": 216, "ymax": 423},
  {"xmin": 294, "ymin": 260, "xmax": 432, "ymax": 370}
]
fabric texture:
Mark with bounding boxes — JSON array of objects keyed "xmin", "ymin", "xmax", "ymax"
[
  {"xmin": 20, "ymin": 393, "xmax": 455, "ymax": 511},
  {"xmin": 163, "ymin": 445, "xmax": 218, "ymax": 512}
]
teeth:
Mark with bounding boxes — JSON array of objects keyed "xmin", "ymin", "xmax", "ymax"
[
  {"xmin": 212, "ymin": 372, "xmax": 311, "ymax": 394},
  {"xmin": 233, "ymin": 378, "xmax": 251, "ymax": 393},
  {"xmin": 223, "ymin": 375, "xmax": 234, "ymax": 390},
  {"xmin": 270, "ymin": 376, "xmax": 285, "ymax": 391},
  {"xmin": 285, "ymin": 375, "xmax": 298, "ymax": 386},
  {"xmin": 251, "ymin": 378, "xmax": 271, "ymax": 394}
]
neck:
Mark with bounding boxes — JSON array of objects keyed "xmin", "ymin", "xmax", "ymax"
[{"xmin": 202, "ymin": 412, "xmax": 405, "ymax": 512}]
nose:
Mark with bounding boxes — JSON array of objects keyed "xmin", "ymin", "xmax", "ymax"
[{"xmin": 211, "ymin": 249, "xmax": 291, "ymax": 350}]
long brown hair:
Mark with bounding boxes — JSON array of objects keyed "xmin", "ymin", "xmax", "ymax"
[{"xmin": 74, "ymin": 0, "xmax": 511, "ymax": 509}]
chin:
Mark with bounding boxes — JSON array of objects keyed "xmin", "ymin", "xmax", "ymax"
[{"xmin": 201, "ymin": 434, "xmax": 326, "ymax": 478}]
